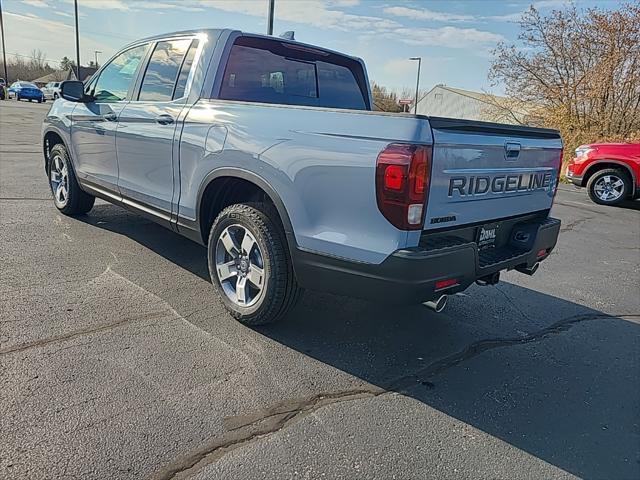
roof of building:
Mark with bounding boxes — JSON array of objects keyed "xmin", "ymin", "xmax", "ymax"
[
  {"xmin": 32, "ymin": 71, "xmax": 67, "ymax": 84},
  {"xmin": 69, "ymin": 66, "xmax": 98, "ymax": 82},
  {"xmin": 32, "ymin": 66, "xmax": 97, "ymax": 84},
  {"xmin": 418, "ymin": 84, "xmax": 507, "ymax": 105}
]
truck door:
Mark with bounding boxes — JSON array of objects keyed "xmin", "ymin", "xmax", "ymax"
[
  {"xmin": 70, "ymin": 44, "xmax": 148, "ymax": 192},
  {"xmin": 115, "ymin": 38, "xmax": 199, "ymax": 221}
]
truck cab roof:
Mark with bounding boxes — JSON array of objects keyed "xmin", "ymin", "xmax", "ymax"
[{"xmin": 122, "ymin": 28, "xmax": 363, "ymax": 62}]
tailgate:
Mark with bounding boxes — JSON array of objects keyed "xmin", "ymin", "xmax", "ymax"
[{"xmin": 424, "ymin": 117, "xmax": 562, "ymax": 230}]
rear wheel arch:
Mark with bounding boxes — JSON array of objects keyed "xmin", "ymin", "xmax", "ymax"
[{"xmin": 197, "ymin": 169, "xmax": 296, "ymax": 251}]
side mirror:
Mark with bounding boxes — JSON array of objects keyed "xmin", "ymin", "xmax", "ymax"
[{"xmin": 60, "ymin": 80, "xmax": 91, "ymax": 102}]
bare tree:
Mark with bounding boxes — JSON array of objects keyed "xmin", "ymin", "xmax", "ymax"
[
  {"xmin": 29, "ymin": 49, "xmax": 47, "ymax": 70},
  {"xmin": 489, "ymin": 3, "xmax": 640, "ymax": 155},
  {"xmin": 371, "ymin": 82, "xmax": 402, "ymax": 112},
  {"xmin": 0, "ymin": 51, "xmax": 54, "ymax": 83}
]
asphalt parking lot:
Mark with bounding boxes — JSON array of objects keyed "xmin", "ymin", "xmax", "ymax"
[{"xmin": 1, "ymin": 100, "xmax": 639, "ymax": 480}]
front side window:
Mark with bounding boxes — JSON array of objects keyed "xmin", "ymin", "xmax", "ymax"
[
  {"xmin": 138, "ymin": 39, "xmax": 192, "ymax": 102},
  {"xmin": 89, "ymin": 44, "xmax": 148, "ymax": 102},
  {"xmin": 219, "ymin": 37, "xmax": 368, "ymax": 110}
]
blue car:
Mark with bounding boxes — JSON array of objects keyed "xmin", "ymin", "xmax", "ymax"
[{"xmin": 8, "ymin": 81, "xmax": 44, "ymax": 102}]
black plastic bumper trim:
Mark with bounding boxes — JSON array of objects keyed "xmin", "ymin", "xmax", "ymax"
[{"xmin": 292, "ymin": 217, "xmax": 561, "ymax": 304}]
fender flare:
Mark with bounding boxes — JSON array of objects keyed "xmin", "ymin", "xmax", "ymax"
[
  {"xmin": 42, "ymin": 126, "xmax": 72, "ymax": 171},
  {"xmin": 195, "ymin": 167, "xmax": 297, "ymax": 247}
]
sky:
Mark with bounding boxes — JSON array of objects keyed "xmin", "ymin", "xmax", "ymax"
[{"xmin": 2, "ymin": 0, "xmax": 624, "ymax": 94}]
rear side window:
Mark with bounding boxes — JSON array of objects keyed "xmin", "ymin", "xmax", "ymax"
[
  {"xmin": 219, "ymin": 37, "xmax": 368, "ymax": 110},
  {"xmin": 173, "ymin": 40, "xmax": 199, "ymax": 99},
  {"xmin": 138, "ymin": 38, "xmax": 192, "ymax": 102}
]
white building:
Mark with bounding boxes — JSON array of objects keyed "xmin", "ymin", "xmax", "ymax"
[{"xmin": 415, "ymin": 84, "xmax": 535, "ymax": 125}]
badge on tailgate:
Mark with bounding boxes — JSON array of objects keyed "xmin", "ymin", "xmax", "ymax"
[{"xmin": 477, "ymin": 223, "xmax": 499, "ymax": 250}]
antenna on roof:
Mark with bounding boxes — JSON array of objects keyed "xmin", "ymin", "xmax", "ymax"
[{"xmin": 279, "ymin": 31, "xmax": 295, "ymax": 41}]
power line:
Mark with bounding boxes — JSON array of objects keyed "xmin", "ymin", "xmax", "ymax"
[
  {"xmin": 0, "ymin": 51, "xmax": 99, "ymax": 68},
  {"xmin": 1, "ymin": 51, "xmax": 59, "ymax": 64}
]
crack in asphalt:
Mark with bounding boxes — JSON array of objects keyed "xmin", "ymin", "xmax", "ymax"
[
  {"xmin": 151, "ymin": 389, "xmax": 382, "ymax": 480},
  {"xmin": 0, "ymin": 309, "xmax": 175, "ymax": 355},
  {"xmin": 386, "ymin": 312, "xmax": 639, "ymax": 392},
  {"xmin": 152, "ymin": 311, "xmax": 639, "ymax": 480},
  {"xmin": 560, "ymin": 216, "xmax": 593, "ymax": 233}
]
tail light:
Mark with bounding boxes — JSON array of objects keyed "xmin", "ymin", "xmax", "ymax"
[
  {"xmin": 553, "ymin": 148, "xmax": 564, "ymax": 198},
  {"xmin": 375, "ymin": 143, "xmax": 432, "ymax": 230}
]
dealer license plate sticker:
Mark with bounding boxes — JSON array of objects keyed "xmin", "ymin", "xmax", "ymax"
[{"xmin": 477, "ymin": 223, "xmax": 499, "ymax": 250}]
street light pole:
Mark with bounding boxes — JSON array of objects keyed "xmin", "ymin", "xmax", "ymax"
[
  {"xmin": 409, "ymin": 57, "xmax": 421, "ymax": 114},
  {"xmin": 0, "ymin": 0, "xmax": 9, "ymax": 83},
  {"xmin": 267, "ymin": 0, "xmax": 274, "ymax": 35},
  {"xmin": 94, "ymin": 50, "xmax": 101, "ymax": 68},
  {"xmin": 74, "ymin": 0, "xmax": 80, "ymax": 80}
]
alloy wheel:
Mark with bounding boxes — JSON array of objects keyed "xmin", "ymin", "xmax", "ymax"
[
  {"xmin": 215, "ymin": 224, "xmax": 265, "ymax": 307},
  {"xmin": 50, "ymin": 153, "xmax": 69, "ymax": 208},
  {"xmin": 593, "ymin": 175, "xmax": 624, "ymax": 202}
]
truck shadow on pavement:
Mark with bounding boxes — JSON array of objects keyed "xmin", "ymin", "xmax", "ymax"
[
  {"xmin": 267, "ymin": 291, "xmax": 639, "ymax": 480},
  {"xmin": 617, "ymin": 198, "xmax": 640, "ymax": 211},
  {"xmin": 81, "ymin": 203, "xmax": 639, "ymax": 480}
]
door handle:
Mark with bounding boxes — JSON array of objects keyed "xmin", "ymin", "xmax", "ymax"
[
  {"xmin": 101, "ymin": 112, "xmax": 117, "ymax": 121},
  {"xmin": 155, "ymin": 114, "xmax": 174, "ymax": 125}
]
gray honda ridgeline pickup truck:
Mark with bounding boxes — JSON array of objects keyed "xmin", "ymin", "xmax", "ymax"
[{"xmin": 42, "ymin": 29, "xmax": 562, "ymax": 325}]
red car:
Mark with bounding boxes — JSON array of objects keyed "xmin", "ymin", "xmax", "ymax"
[{"xmin": 566, "ymin": 143, "xmax": 640, "ymax": 205}]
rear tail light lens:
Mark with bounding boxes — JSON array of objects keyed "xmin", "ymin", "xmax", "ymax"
[
  {"xmin": 376, "ymin": 143, "xmax": 432, "ymax": 230},
  {"xmin": 553, "ymin": 148, "xmax": 563, "ymax": 198}
]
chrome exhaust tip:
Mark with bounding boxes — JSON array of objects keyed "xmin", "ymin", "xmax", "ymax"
[
  {"xmin": 423, "ymin": 294, "xmax": 448, "ymax": 313},
  {"xmin": 516, "ymin": 262, "xmax": 540, "ymax": 276}
]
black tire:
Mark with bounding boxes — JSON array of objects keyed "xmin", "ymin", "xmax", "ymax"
[
  {"xmin": 207, "ymin": 202, "xmax": 302, "ymax": 326},
  {"xmin": 47, "ymin": 144, "xmax": 95, "ymax": 215},
  {"xmin": 54, "ymin": 93, "xmax": 59, "ymax": 99},
  {"xmin": 586, "ymin": 168, "xmax": 631, "ymax": 206}
]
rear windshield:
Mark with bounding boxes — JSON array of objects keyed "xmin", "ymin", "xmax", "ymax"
[{"xmin": 218, "ymin": 37, "xmax": 369, "ymax": 110}]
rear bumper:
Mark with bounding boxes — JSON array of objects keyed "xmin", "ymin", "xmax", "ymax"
[
  {"xmin": 18, "ymin": 91, "xmax": 43, "ymax": 99},
  {"xmin": 293, "ymin": 216, "xmax": 561, "ymax": 303}
]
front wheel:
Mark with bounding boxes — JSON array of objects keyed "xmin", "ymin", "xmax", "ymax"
[
  {"xmin": 587, "ymin": 168, "xmax": 631, "ymax": 206},
  {"xmin": 48, "ymin": 144, "xmax": 95, "ymax": 215},
  {"xmin": 208, "ymin": 203, "xmax": 302, "ymax": 326}
]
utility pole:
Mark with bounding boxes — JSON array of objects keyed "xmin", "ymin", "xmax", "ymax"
[
  {"xmin": 0, "ymin": 0, "xmax": 8, "ymax": 83},
  {"xmin": 409, "ymin": 57, "xmax": 421, "ymax": 114},
  {"xmin": 267, "ymin": 0, "xmax": 274, "ymax": 35},
  {"xmin": 74, "ymin": 0, "xmax": 80, "ymax": 80},
  {"xmin": 94, "ymin": 50, "xmax": 101, "ymax": 68}
]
